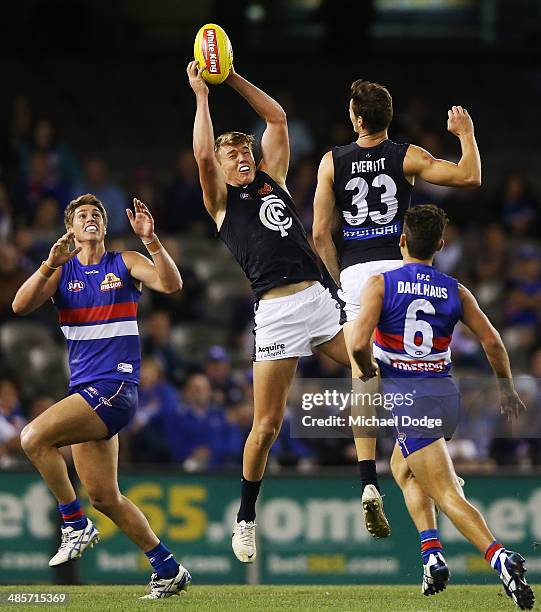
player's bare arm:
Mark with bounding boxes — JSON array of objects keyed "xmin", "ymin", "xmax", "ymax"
[
  {"xmin": 12, "ymin": 231, "xmax": 81, "ymax": 315},
  {"xmin": 226, "ymin": 67, "xmax": 289, "ymax": 186},
  {"xmin": 122, "ymin": 198, "xmax": 182, "ymax": 294},
  {"xmin": 351, "ymin": 274, "xmax": 383, "ymax": 378},
  {"xmin": 459, "ymin": 283, "xmax": 526, "ymax": 419},
  {"xmin": 312, "ymin": 151, "xmax": 342, "ymax": 288},
  {"xmin": 187, "ymin": 61, "xmax": 228, "ymax": 225},
  {"xmin": 403, "ymin": 106, "xmax": 481, "ymax": 188}
]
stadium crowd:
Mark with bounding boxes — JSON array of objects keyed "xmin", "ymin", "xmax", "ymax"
[{"xmin": 1, "ymin": 92, "xmax": 541, "ymax": 473}]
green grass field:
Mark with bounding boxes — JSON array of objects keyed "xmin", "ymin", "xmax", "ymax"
[{"xmin": 0, "ymin": 584, "xmax": 536, "ymax": 611}]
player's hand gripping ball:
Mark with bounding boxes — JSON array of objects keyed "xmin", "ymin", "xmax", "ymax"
[{"xmin": 194, "ymin": 23, "xmax": 233, "ymax": 85}]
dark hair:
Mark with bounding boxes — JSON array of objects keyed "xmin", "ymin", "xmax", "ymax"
[
  {"xmin": 403, "ymin": 205, "xmax": 448, "ymax": 260},
  {"xmin": 350, "ymin": 79, "xmax": 393, "ymax": 133},
  {"xmin": 64, "ymin": 193, "xmax": 108, "ymax": 229}
]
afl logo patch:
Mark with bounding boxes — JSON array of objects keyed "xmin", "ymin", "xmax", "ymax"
[
  {"xmin": 259, "ymin": 195, "xmax": 293, "ymax": 237},
  {"xmin": 100, "ymin": 272, "xmax": 123, "ymax": 292},
  {"xmin": 68, "ymin": 280, "xmax": 85, "ymax": 292},
  {"xmin": 240, "ymin": 192, "xmax": 251, "ymax": 199}
]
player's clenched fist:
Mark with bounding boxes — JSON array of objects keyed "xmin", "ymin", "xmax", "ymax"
[
  {"xmin": 447, "ymin": 105, "xmax": 474, "ymax": 137},
  {"xmin": 46, "ymin": 231, "xmax": 81, "ymax": 268},
  {"xmin": 187, "ymin": 60, "xmax": 209, "ymax": 96}
]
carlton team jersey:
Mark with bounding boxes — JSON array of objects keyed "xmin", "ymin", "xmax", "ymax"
[
  {"xmin": 332, "ymin": 140, "xmax": 412, "ymax": 269},
  {"xmin": 53, "ymin": 251, "xmax": 142, "ymax": 388},
  {"xmin": 219, "ymin": 170, "xmax": 321, "ymax": 298},
  {"xmin": 373, "ymin": 263, "xmax": 463, "ymax": 379}
]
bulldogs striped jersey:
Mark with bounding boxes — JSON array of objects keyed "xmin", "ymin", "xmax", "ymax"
[
  {"xmin": 53, "ymin": 252, "xmax": 141, "ymax": 387},
  {"xmin": 373, "ymin": 263, "xmax": 463, "ymax": 379}
]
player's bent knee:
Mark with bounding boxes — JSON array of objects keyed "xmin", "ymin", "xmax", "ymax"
[
  {"xmin": 20, "ymin": 424, "xmax": 43, "ymax": 457},
  {"xmin": 253, "ymin": 418, "xmax": 282, "ymax": 448},
  {"xmin": 88, "ymin": 490, "xmax": 122, "ymax": 513}
]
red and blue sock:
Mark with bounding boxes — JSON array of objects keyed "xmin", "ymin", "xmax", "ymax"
[
  {"xmin": 145, "ymin": 542, "xmax": 179, "ymax": 580},
  {"xmin": 420, "ymin": 529, "xmax": 443, "ymax": 564},
  {"xmin": 485, "ymin": 541, "xmax": 504, "ymax": 572},
  {"xmin": 58, "ymin": 499, "xmax": 87, "ymax": 531}
]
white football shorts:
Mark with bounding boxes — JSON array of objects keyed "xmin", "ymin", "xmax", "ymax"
[
  {"xmin": 339, "ymin": 260, "xmax": 403, "ymax": 322},
  {"xmin": 254, "ymin": 282, "xmax": 342, "ymax": 361}
]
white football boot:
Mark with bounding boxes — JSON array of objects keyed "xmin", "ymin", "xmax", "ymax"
[
  {"xmin": 49, "ymin": 518, "xmax": 100, "ymax": 566},
  {"xmin": 140, "ymin": 563, "xmax": 192, "ymax": 599},
  {"xmin": 232, "ymin": 520, "xmax": 257, "ymax": 562},
  {"xmin": 361, "ymin": 484, "xmax": 391, "ymax": 538}
]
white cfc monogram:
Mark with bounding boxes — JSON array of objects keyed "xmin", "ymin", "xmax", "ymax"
[{"xmin": 259, "ymin": 194, "xmax": 293, "ymax": 237}]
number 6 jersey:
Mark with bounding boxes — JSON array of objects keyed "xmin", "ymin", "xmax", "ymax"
[
  {"xmin": 374, "ymin": 263, "xmax": 463, "ymax": 379},
  {"xmin": 332, "ymin": 140, "xmax": 412, "ymax": 269}
]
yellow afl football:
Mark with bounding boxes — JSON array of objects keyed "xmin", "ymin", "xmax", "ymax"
[{"xmin": 194, "ymin": 23, "xmax": 233, "ymax": 85}]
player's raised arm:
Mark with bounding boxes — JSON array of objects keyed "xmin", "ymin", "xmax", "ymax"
[
  {"xmin": 351, "ymin": 274, "xmax": 384, "ymax": 378},
  {"xmin": 226, "ymin": 67, "xmax": 289, "ymax": 186},
  {"xmin": 404, "ymin": 106, "xmax": 481, "ymax": 188},
  {"xmin": 187, "ymin": 61, "xmax": 228, "ymax": 223},
  {"xmin": 312, "ymin": 151, "xmax": 342, "ymax": 288},
  {"xmin": 12, "ymin": 231, "xmax": 81, "ymax": 315},
  {"xmin": 459, "ymin": 283, "xmax": 526, "ymax": 419},
  {"xmin": 122, "ymin": 199, "xmax": 182, "ymax": 294}
]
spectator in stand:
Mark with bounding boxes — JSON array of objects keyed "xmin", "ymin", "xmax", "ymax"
[
  {"xmin": 18, "ymin": 118, "xmax": 80, "ymax": 204},
  {"xmin": 142, "ymin": 311, "xmax": 186, "ymax": 386},
  {"xmin": 204, "ymin": 346, "xmax": 244, "ymax": 406},
  {"xmin": 148, "ymin": 237, "xmax": 203, "ymax": 323},
  {"xmin": 0, "ymin": 378, "xmax": 26, "ymax": 466},
  {"xmin": 165, "ymin": 373, "xmax": 231, "ymax": 470},
  {"xmin": 165, "ymin": 149, "xmax": 213, "ymax": 235},
  {"xmin": 72, "ymin": 156, "xmax": 129, "ymax": 235},
  {"xmin": 500, "ymin": 171, "xmax": 540, "ymax": 238},
  {"xmin": 16, "ymin": 151, "xmax": 70, "ymax": 222},
  {"xmin": 252, "ymin": 92, "xmax": 315, "ymax": 166},
  {"xmin": 289, "ymin": 157, "xmax": 318, "ymax": 231},
  {"xmin": 0, "ymin": 244, "xmax": 33, "ymax": 320},
  {"xmin": 0, "ymin": 183, "xmax": 13, "ymax": 244},
  {"xmin": 128, "ymin": 357, "xmax": 178, "ymax": 464}
]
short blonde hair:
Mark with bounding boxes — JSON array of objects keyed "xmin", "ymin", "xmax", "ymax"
[
  {"xmin": 64, "ymin": 194, "xmax": 108, "ymax": 229},
  {"xmin": 214, "ymin": 131, "xmax": 256, "ymax": 153}
]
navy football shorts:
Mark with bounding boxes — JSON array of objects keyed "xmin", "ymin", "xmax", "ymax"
[
  {"xmin": 70, "ymin": 380, "xmax": 138, "ymax": 439},
  {"xmin": 390, "ymin": 388, "xmax": 460, "ymax": 459}
]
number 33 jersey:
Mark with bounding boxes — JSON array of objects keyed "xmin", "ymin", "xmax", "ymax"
[
  {"xmin": 374, "ymin": 263, "xmax": 463, "ymax": 379},
  {"xmin": 332, "ymin": 140, "xmax": 412, "ymax": 269}
]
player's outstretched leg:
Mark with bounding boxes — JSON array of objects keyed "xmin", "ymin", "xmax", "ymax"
[
  {"xmin": 72, "ymin": 437, "xmax": 191, "ymax": 598},
  {"xmin": 390, "ymin": 444, "xmax": 449, "ymax": 596},
  {"xmin": 19, "ymin": 395, "xmax": 110, "ymax": 566},
  {"xmin": 407, "ymin": 439, "xmax": 534, "ymax": 610},
  {"xmin": 322, "ymin": 324, "xmax": 391, "ymax": 538},
  {"xmin": 232, "ymin": 358, "xmax": 298, "ymax": 563}
]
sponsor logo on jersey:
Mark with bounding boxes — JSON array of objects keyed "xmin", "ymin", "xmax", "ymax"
[
  {"xmin": 343, "ymin": 222, "xmax": 401, "ymax": 241},
  {"xmin": 257, "ymin": 342, "xmax": 286, "ymax": 359},
  {"xmin": 258, "ymin": 183, "xmax": 273, "ymax": 196},
  {"xmin": 99, "ymin": 396, "xmax": 112, "ymax": 407},
  {"xmin": 240, "ymin": 191, "xmax": 251, "ymax": 199},
  {"xmin": 259, "ymin": 195, "xmax": 293, "ymax": 237},
  {"xmin": 84, "ymin": 269, "xmax": 99, "ymax": 274},
  {"xmin": 117, "ymin": 362, "xmax": 133, "ymax": 373},
  {"xmin": 68, "ymin": 280, "xmax": 85, "ymax": 292},
  {"xmin": 390, "ymin": 359, "xmax": 446, "ymax": 373},
  {"xmin": 100, "ymin": 273, "xmax": 123, "ymax": 291}
]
